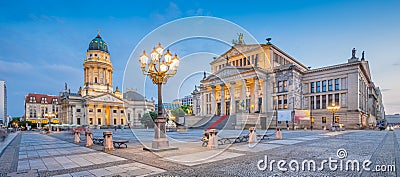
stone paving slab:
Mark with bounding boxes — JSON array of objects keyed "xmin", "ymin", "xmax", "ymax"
[
  {"xmin": 229, "ymin": 143, "xmax": 283, "ymax": 152},
  {"xmin": 162, "ymin": 150, "xmax": 244, "ymax": 166},
  {"xmin": 266, "ymin": 139, "xmax": 303, "ymax": 145},
  {"xmin": 54, "ymin": 162, "xmax": 165, "ymax": 177}
]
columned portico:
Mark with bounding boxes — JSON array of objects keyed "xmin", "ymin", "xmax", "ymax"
[
  {"xmin": 254, "ymin": 77, "xmax": 259, "ymax": 113},
  {"xmin": 220, "ymin": 84, "xmax": 225, "ymax": 116},
  {"xmin": 241, "ymin": 79, "xmax": 247, "ymax": 113},
  {"xmin": 211, "ymin": 86, "xmax": 216, "ymax": 115},
  {"xmin": 230, "ymin": 82, "xmax": 236, "ymax": 115}
]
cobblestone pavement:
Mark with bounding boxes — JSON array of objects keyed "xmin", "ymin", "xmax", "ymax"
[
  {"xmin": 1, "ymin": 129, "xmax": 399, "ymax": 176},
  {"xmin": 4, "ymin": 132, "xmax": 165, "ymax": 177}
]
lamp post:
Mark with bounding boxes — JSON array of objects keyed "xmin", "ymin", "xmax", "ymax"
[
  {"xmin": 139, "ymin": 43, "xmax": 180, "ymax": 151},
  {"xmin": 327, "ymin": 103, "xmax": 340, "ymax": 130}
]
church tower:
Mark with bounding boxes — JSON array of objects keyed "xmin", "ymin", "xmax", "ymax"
[{"xmin": 82, "ymin": 30, "xmax": 116, "ymax": 97}]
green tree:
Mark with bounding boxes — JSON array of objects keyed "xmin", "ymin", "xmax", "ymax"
[
  {"xmin": 140, "ymin": 111, "xmax": 157, "ymax": 128},
  {"xmin": 171, "ymin": 107, "xmax": 185, "ymax": 118},
  {"xmin": 180, "ymin": 105, "xmax": 192, "ymax": 114}
]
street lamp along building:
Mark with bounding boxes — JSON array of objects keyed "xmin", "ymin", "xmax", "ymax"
[{"xmin": 192, "ymin": 35, "xmax": 384, "ymax": 130}]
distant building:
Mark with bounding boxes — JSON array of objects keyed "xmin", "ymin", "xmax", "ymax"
[
  {"xmin": 0, "ymin": 81, "xmax": 6, "ymax": 125},
  {"xmin": 386, "ymin": 114, "xmax": 400, "ymax": 126},
  {"xmin": 59, "ymin": 31, "xmax": 125, "ymax": 126},
  {"xmin": 24, "ymin": 93, "xmax": 60, "ymax": 124},
  {"xmin": 171, "ymin": 95, "xmax": 193, "ymax": 107},
  {"xmin": 123, "ymin": 89, "xmax": 155, "ymax": 128}
]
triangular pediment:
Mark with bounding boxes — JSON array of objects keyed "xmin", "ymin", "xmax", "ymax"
[
  {"xmin": 203, "ymin": 67, "xmax": 254, "ymax": 81},
  {"xmin": 211, "ymin": 44, "xmax": 264, "ymax": 64},
  {"xmin": 88, "ymin": 93, "xmax": 124, "ymax": 103}
]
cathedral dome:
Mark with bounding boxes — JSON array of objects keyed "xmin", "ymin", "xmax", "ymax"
[
  {"xmin": 123, "ymin": 90, "xmax": 146, "ymax": 101},
  {"xmin": 88, "ymin": 32, "xmax": 109, "ymax": 53}
]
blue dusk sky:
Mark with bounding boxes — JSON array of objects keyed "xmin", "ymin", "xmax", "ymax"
[{"xmin": 0, "ymin": 0, "xmax": 399, "ymax": 116}]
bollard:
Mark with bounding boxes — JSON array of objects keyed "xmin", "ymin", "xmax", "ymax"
[
  {"xmin": 85, "ymin": 131, "xmax": 93, "ymax": 147},
  {"xmin": 74, "ymin": 131, "xmax": 81, "ymax": 143},
  {"xmin": 248, "ymin": 127, "xmax": 257, "ymax": 143},
  {"xmin": 275, "ymin": 127, "xmax": 282, "ymax": 140},
  {"xmin": 57, "ymin": 127, "xmax": 60, "ymax": 132},
  {"xmin": 207, "ymin": 129, "xmax": 219, "ymax": 149},
  {"xmin": 103, "ymin": 131, "xmax": 114, "ymax": 151}
]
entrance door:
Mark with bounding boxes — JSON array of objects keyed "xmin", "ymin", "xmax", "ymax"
[
  {"xmin": 217, "ymin": 103, "xmax": 221, "ymax": 116},
  {"xmin": 226, "ymin": 101, "xmax": 230, "ymax": 115}
]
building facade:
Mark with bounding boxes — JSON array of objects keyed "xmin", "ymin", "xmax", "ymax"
[
  {"xmin": 0, "ymin": 81, "xmax": 6, "ymax": 125},
  {"xmin": 24, "ymin": 93, "xmax": 60, "ymax": 124},
  {"xmin": 59, "ymin": 31, "xmax": 126, "ymax": 126},
  {"xmin": 123, "ymin": 89, "xmax": 155, "ymax": 128},
  {"xmin": 193, "ymin": 36, "xmax": 384, "ymax": 130}
]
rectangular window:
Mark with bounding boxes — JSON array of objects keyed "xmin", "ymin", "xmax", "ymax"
[
  {"xmin": 310, "ymin": 96, "xmax": 314, "ymax": 110},
  {"xmin": 121, "ymin": 110, "xmax": 124, "ymax": 113},
  {"xmin": 97, "ymin": 109, "xmax": 101, "ymax": 113},
  {"xmin": 76, "ymin": 109, "xmax": 81, "ymax": 112},
  {"xmin": 273, "ymin": 82, "xmax": 277, "ymax": 93},
  {"xmin": 113, "ymin": 110, "xmax": 117, "ymax": 113},
  {"xmin": 310, "ymin": 82, "xmax": 315, "ymax": 93},
  {"xmin": 328, "ymin": 79, "xmax": 333, "ymax": 91},
  {"xmin": 316, "ymin": 95, "xmax": 320, "ymax": 109},
  {"xmin": 335, "ymin": 93, "xmax": 340, "ymax": 105},
  {"xmin": 322, "ymin": 95, "xmax": 326, "ymax": 109},
  {"xmin": 121, "ymin": 119, "xmax": 124, "ymax": 125},
  {"xmin": 316, "ymin": 81, "xmax": 321, "ymax": 93},
  {"xmin": 283, "ymin": 95, "xmax": 288, "ymax": 109},
  {"xmin": 255, "ymin": 54, "xmax": 259, "ymax": 67},
  {"xmin": 278, "ymin": 95, "xmax": 283, "ymax": 109},
  {"xmin": 283, "ymin": 80, "xmax": 288, "ymax": 92},
  {"xmin": 335, "ymin": 78, "xmax": 340, "ymax": 90},
  {"xmin": 114, "ymin": 119, "xmax": 117, "ymax": 125},
  {"xmin": 98, "ymin": 118, "xmax": 101, "ymax": 125},
  {"xmin": 322, "ymin": 117, "xmax": 327, "ymax": 123},
  {"xmin": 278, "ymin": 81, "xmax": 283, "ymax": 92},
  {"xmin": 328, "ymin": 94, "xmax": 333, "ymax": 106},
  {"xmin": 322, "ymin": 80, "xmax": 326, "ymax": 92},
  {"xmin": 273, "ymin": 96, "xmax": 277, "ymax": 109},
  {"xmin": 89, "ymin": 118, "xmax": 93, "ymax": 125},
  {"xmin": 77, "ymin": 118, "xmax": 81, "ymax": 125}
]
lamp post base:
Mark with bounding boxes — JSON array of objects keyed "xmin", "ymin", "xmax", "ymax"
[{"xmin": 143, "ymin": 118, "xmax": 178, "ymax": 152}]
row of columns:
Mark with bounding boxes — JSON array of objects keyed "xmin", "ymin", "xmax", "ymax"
[
  {"xmin": 84, "ymin": 67, "xmax": 113, "ymax": 86},
  {"xmin": 200, "ymin": 77, "xmax": 271, "ymax": 116}
]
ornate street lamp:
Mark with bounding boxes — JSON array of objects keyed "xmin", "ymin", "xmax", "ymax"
[
  {"xmin": 327, "ymin": 103, "xmax": 340, "ymax": 130},
  {"xmin": 139, "ymin": 43, "xmax": 180, "ymax": 151}
]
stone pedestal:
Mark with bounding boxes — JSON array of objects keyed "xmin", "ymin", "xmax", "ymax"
[
  {"xmin": 275, "ymin": 127, "xmax": 282, "ymax": 140},
  {"xmin": 248, "ymin": 127, "xmax": 256, "ymax": 143},
  {"xmin": 56, "ymin": 127, "xmax": 60, "ymax": 132},
  {"xmin": 143, "ymin": 118, "xmax": 178, "ymax": 152},
  {"xmin": 85, "ymin": 131, "xmax": 93, "ymax": 147},
  {"xmin": 207, "ymin": 129, "xmax": 219, "ymax": 149},
  {"xmin": 74, "ymin": 131, "xmax": 80, "ymax": 143},
  {"xmin": 103, "ymin": 131, "xmax": 114, "ymax": 151}
]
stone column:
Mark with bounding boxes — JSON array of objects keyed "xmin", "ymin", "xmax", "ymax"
[
  {"xmin": 220, "ymin": 84, "xmax": 225, "ymax": 116},
  {"xmin": 241, "ymin": 79, "xmax": 247, "ymax": 112},
  {"xmin": 207, "ymin": 129, "xmax": 219, "ymax": 149},
  {"xmin": 211, "ymin": 86, "xmax": 216, "ymax": 115},
  {"xmin": 262, "ymin": 79, "xmax": 268, "ymax": 113},
  {"xmin": 230, "ymin": 82, "xmax": 236, "ymax": 115},
  {"xmin": 201, "ymin": 90, "xmax": 206, "ymax": 116},
  {"xmin": 103, "ymin": 131, "xmax": 114, "ymax": 151},
  {"xmin": 254, "ymin": 77, "xmax": 259, "ymax": 113}
]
